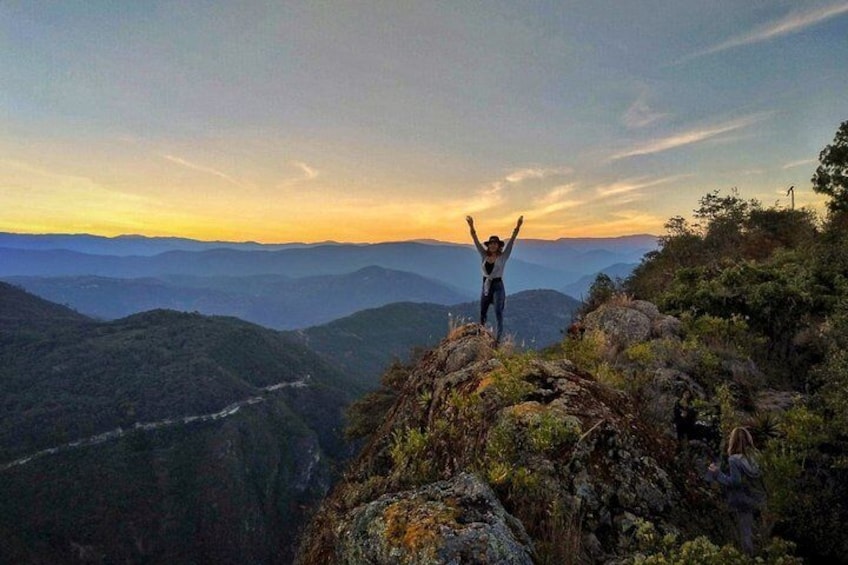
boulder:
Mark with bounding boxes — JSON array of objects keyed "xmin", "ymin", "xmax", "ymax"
[
  {"xmin": 335, "ymin": 473, "xmax": 534, "ymax": 565},
  {"xmin": 651, "ymin": 315, "xmax": 683, "ymax": 339},
  {"xmin": 628, "ymin": 300, "xmax": 661, "ymax": 321},
  {"xmin": 583, "ymin": 305, "xmax": 651, "ymax": 347}
]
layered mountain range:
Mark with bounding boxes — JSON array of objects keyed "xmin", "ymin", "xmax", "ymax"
[{"xmin": 0, "ymin": 233, "xmax": 655, "ymax": 314}]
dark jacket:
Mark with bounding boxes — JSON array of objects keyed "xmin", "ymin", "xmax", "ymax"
[{"xmin": 710, "ymin": 453, "xmax": 765, "ymax": 512}]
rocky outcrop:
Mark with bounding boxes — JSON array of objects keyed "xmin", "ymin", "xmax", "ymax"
[
  {"xmin": 583, "ymin": 305, "xmax": 651, "ymax": 347},
  {"xmin": 295, "ymin": 324, "xmax": 688, "ymax": 564},
  {"xmin": 583, "ymin": 300, "xmax": 682, "ymax": 350},
  {"xmin": 336, "ymin": 473, "xmax": 534, "ymax": 565}
]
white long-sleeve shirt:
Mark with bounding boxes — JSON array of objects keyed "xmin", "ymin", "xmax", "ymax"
[{"xmin": 470, "ymin": 225, "xmax": 520, "ymax": 295}]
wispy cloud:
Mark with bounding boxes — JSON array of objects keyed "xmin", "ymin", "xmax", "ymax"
[
  {"xmin": 291, "ymin": 161, "xmax": 319, "ymax": 181},
  {"xmin": 782, "ymin": 157, "xmax": 818, "ymax": 170},
  {"xmin": 520, "ymin": 184, "xmax": 582, "ymax": 219},
  {"xmin": 503, "ymin": 166, "xmax": 572, "ymax": 184},
  {"xmin": 593, "ymin": 175, "xmax": 690, "ymax": 208},
  {"xmin": 464, "ymin": 168, "xmax": 575, "ymax": 224},
  {"xmin": 595, "ymin": 178, "xmax": 655, "ymax": 198},
  {"xmin": 0, "ymin": 159, "xmax": 150, "ymax": 231},
  {"xmin": 609, "ymin": 115, "xmax": 767, "ymax": 160},
  {"xmin": 277, "ymin": 160, "xmax": 320, "ymax": 188},
  {"xmin": 623, "ymin": 92, "xmax": 669, "ymax": 129},
  {"xmin": 487, "ymin": 166, "xmax": 573, "ymax": 197},
  {"xmin": 162, "ymin": 154, "xmax": 250, "ymax": 190},
  {"xmin": 684, "ymin": 2, "xmax": 848, "ymax": 61},
  {"xmin": 538, "ymin": 184, "xmax": 577, "ymax": 204}
]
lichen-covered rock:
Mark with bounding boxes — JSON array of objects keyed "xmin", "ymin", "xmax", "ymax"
[
  {"xmin": 628, "ymin": 300, "xmax": 661, "ymax": 321},
  {"xmin": 651, "ymin": 314, "xmax": 683, "ymax": 339},
  {"xmin": 584, "ymin": 305, "xmax": 651, "ymax": 347},
  {"xmin": 335, "ymin": 473, "xmax": 534, "ymax": 565}
]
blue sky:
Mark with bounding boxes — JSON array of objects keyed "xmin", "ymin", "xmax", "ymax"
[{"xmin": 1, "ymin": 1, "xmax": 846, "ymax": 242}]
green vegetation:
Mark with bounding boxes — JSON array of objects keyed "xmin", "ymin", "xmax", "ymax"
[
  {"xmin": 488, "ymin": 350, "xmax": 538, "ymax": 405},
  {"xmin": 620, "ymin": 120, "xmax": 848, "ymax": 562},
  {"xmin": 628, "ymin": 517, "xmax": 802, "ymax": 564},
  {"xmin": 581, "ymin": 272, "xmax": 621, "ymax": 315},
  {"xmin": 812, "ymin": 120, "xmax": 848, "ymax": 213},
  {"xmin": 0, "ymin": 307, "xmax": 353, "ymax": 461},
  {"xmin": 486, "ymin": 403, "xmax": 581, "ymax": 464},
  {"xmin": 344, "ymin": 360, "xmax": 413, "ymax": 440},
  {"xmin": 0, "ymin": 286, "xmax": 359, "ymax": 564},
  {"xmin": 389, "ymin": 427, "xmax": 436, "ymax": 484}
]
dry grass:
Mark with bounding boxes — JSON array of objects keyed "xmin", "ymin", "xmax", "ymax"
[
  {"xmin": 447, "ymin": 312, "xmax": 473, "ymax": 337},
  {"xmin": 606, "ymin": 291, "xmax": 635, "ymax": 307}
]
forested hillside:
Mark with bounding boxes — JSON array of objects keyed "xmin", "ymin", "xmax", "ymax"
[
  {"xmin": 0, "ymin": 283, "xmax": 358, "ymax": 564},
  {"xmin": 292, "ymin": 289, "xmax": 582, "ymax": 389}
]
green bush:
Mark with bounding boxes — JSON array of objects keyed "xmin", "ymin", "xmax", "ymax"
[
  {"xmin": 488, "ymin": 351, "xmax": 537, "ymax": 406},
  {"xmin": 630, "ymin": 519, "xmax": 802, "ymax": 564},
  {"xmin": 389, "ymin": 427, "xmax": 435, "ymax": 484}
]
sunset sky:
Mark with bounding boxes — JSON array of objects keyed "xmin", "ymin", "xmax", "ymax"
[{"xmin": 2, "ymin": 1, "xmax": 847, "ymax": 243}]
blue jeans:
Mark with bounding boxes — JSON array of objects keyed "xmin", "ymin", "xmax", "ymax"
[{"xmin": 480, "ymin": 279, "xmax": 506, "ymax": 340}]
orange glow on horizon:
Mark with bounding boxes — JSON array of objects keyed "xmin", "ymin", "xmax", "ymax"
[{"xmin": 1, "ymin": 214, "xmax": 665, "ymax": 244}]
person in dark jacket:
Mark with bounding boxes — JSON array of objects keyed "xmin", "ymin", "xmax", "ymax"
[
  {"xmin": 707, "ymin": 426, "xmax": 765, "ymax": 556},
  {"xmin": 673, "ymin": 390, "xmax": 698, "ymax": 441}
]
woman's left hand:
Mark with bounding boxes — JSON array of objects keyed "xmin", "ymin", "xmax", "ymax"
[{"xmin": 517, "ymin": 215, "xmax": 524, "ymax": 228}]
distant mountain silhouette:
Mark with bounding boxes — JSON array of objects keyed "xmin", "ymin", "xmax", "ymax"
[
  {"xmin": 0, "ymin": 231, "xmax": 318, "ymax": 255},
  {"xmin": 5, "ymin": 266, "xmax": 473, "ymax": 329},
  {"xmin": 0, "ymin": 233, "xmax": 657, "ymax": 293},
  {"xmin": 515, "ymin": 235, "xmax": 656, "ymax": 274},
  {"xmin": 290, "ymin": 289, "xmax": 582, "ymax": 389}
]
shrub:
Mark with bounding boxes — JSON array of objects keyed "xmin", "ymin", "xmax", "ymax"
[
  {"xmin": 487, "ymin": 351, "xmax": 537, "ymax": 406},
  {"xmin": 485, "ymin": 404, "xmax": 581, "ymax": 465},
  {"xmin": 759, "ymin": 405, "xmax": 827, "ymax": 517},
  {"xmin": 527, "ymin": 410, "xmax": 581, "ymax": 454},
  {"xmin": 345, "ymin": 389, "xmax": 396, "ymax": 440},
  {"xmin": 556, "ymin": 329, "xmax": 617, "ymax": 374},
  {"xmin": 630, "ymin": 519, "xmax": 802, "ymax": 564},
  {"xmin": 389, "ymin": 427, "xmax": 435, "ymax": 484}
]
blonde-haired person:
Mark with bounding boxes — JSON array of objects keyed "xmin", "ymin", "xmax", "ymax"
[{"xmin": 707, "ymin": 426, "xmax": 765, "ymax": 556}]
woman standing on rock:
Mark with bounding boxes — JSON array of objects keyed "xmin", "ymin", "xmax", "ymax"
[
  {"xmin": 466, "ymin": 215, "xmax": 523, "ymax": 345},
  {"xmin": 707, "ymin": 426, "xmax": 766, "ymax": 556}
]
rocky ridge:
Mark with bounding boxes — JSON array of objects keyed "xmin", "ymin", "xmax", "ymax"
[{"xmin": 295, "ymin": 316, "xmax": 700, "ymax": 564}]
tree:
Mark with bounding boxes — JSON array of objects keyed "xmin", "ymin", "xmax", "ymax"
[
  {"xmin": 582, "ymin": 273, "xmax": 618, "ymax": 314},
  {"xmin": 812, "ymin": 120, "xmax": 848, "ymax": 213}
]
